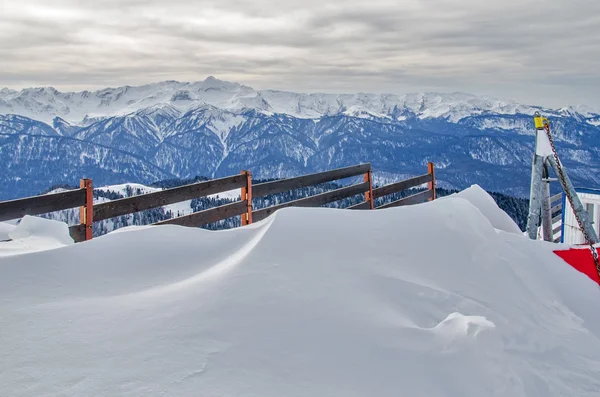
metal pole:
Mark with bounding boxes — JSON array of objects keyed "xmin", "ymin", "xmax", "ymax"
[
  {"xmin": 526, "ymin": 154, "xmax": 545, "ymax": 239},
  {"xmin": 546, "ymin": 156, "xmax": 599, "ymax": 243},
  {"xmin": 540, "ymin": 162, "xmax": 553, "ymax": 242}
]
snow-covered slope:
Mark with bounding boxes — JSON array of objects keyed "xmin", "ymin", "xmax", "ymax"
[{"xmin": 1, "ymin": 188, "xmax": 599, "ymax": 396}]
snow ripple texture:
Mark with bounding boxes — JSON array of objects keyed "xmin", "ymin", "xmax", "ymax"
[{"xmin": 1, "ymin": 186, "xmax": 600, "ymax": 396}]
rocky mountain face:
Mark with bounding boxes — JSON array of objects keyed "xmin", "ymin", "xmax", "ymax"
[{"xmin": 1, "ymin": 77, "xmax": 599, "ymax": 200}]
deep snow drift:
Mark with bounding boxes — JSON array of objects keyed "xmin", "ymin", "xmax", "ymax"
[
  {"xmin": 0, "ymin": 216, "xmax": 73, "ymax": 257},
  {"xmin": 1, "ymin": 187, "xmax": 600, "ymax": 396}
]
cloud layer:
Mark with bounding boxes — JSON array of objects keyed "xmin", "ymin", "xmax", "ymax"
[{"xmin": 1, "ymin": 0, "xmax": 599, "ymax": 107}]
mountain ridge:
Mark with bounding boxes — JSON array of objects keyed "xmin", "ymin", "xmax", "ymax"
[
  {"xmin": 3, "ymin": 76, "xmax": 599, "ymax": 125},
  {"xmin": 1, "ymin": 77, "xmax": 600, "ymax": 201}
]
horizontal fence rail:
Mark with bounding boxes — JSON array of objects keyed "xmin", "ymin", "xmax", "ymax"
[
  {"xmin": 0, "ymin": 162, "xmax": 437, "ymax": 243},
  {"xmin": 378, "ymin": 189, "xmax": 434, "ymax": 209},
  {"xmin": 373, "ymin": 173, "xmax": 432, "ymax": 200},
  {"xmin": 155, "ymin": 200, "xmax": 249, "ymax": 228},
  {"xmin": 0, "ymin": 188, "xmax": 87, "ymax": 222},
  {"xmin": 253, "ymin": 181, "xmax": 370, "ymax": 223},
  {"xmin": 253, "ymin": 163, "xmax": 370, "ymax": 198},
  {"xmin": 94, "ymin": 174, "xmax": 246, "ymax": 222},
  {"xmin": 68, "ymin": 224, "xmax": 87, "ymax": 243},
  {"xmin": 350, "ymin": 162, "xmax": 435, "ymax": 210}
]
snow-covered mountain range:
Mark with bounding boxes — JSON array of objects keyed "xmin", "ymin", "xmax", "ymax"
[{"xmin": 2, "ymin": 76, "xmax": 600, "ymax": 200}]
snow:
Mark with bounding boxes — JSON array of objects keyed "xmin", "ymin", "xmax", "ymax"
[
  {"xmin": 587, "ymin": 119, "xmax": 600, "ymax": 126},
  {"xmin": 0, "ymin": 221, "xmax": 17, "ymax": 240},
  {"xmin": 0, "ymin": 216, "xmax": 73, "ymax": 257},
  {"xmin": 475, "ymin": 118, "xmax": 533, "ymax": 135},
  {"xmin": 441, "ymin": 185, "xmax": 522, "ymax": 234},
  {"xmin": 100, "ymin": 182, "xmax": 162, "ymax": 196},
  {"xmin": 1, "ymin": 187, "xmax": 600, "ymax": 396},
  {"xmin": 432, "ymin": 312, "xmax": 496, "ymax": 346},
  {"xmin": 209, "ymin": 189, "xmax": 239, "ymax": 200}
]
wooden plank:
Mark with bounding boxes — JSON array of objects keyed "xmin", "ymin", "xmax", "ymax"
[
  {"xmin": 253, "ymin": 182, "xmax": 370, "ymax": 222},
  {"xmin": 550, "ymin": 193, "xmax": 562, "ymax": 204},
  {"xmin": 347, "ymin": 201, "xmax": 371, "ymax": 210},
  {"xmin": 551, "ymin": 203, "xmax": 562, "ymax": 215},
  {"xmin": 94, "ymin": 174, "xmax": 246, "ymax": 221},
  {"xmin": 372, "ymin": 173, "xmax": 432, "ymax": 199},
  {"xmin": 68, "ymin": 224, "xmax": 86, "ymax": 243},
  {"xmin": 552, "ymin": 214, "xmax": 562, "ymax": 224},
  {"xmin": 0, "ymin": 188, "xmax": 86, "ymax": 222},
  {"xmin": 253, "ymin": 163, "xmax": 370, "ymax": 198},
  {"xmin": 377, "ymin": 189, "xmax": 433, "ymax": 209},
  {"xmin": 154, "ymin": 200, "xmax": 248, "ymax": 228}
]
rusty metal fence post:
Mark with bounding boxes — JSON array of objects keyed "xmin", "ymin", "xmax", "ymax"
[
  {"xmin": 427, "ymin": 162, "xmax": 436, "ymax": 201},
  {"xmin": 364, "ymin": 169, "xmax": 374, "ymax": 209},
  {"xmin": 79, "ymin": 178, "xmax": 94, "ymax": 241},
  {"xmin": 240, "ymin": 170, "xmax": 253, "ymax": 225}
]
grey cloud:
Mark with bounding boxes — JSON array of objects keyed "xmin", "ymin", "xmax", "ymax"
[{"xmin": 0, "ymin": 0, "xmax": 599, "ymax": 108}]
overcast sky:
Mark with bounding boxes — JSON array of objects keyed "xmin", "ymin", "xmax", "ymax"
[{"xmin": 1, "ymin": 0, "xmax": 599, "ymax": 108}]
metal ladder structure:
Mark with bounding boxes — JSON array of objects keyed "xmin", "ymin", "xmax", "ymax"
[{"xmin": 525, "ymin": 112, "xmax": 600, "ymax": 273}]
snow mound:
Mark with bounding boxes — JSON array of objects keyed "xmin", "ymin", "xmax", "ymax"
[
  {"xmin": 0, "ymin": 221, "xmax": 16, "ymax": 240},
  {"xmin": 432, "ymin": 312, "xmax": 495, "ymax": 341},
  {"xmin": 441, "ymin": 184, "xmax": 522, "ymax": 234},
  {"xmin": 8, "ymin": 215, "xmax": 73, "ymax": 245},
  {"xmin": 1, "ymin": 216, "xmax": 73, "ymax": 256},
  {"xmin": 1, "ymin": 189, "xmax": 600, "ymax": 396}
]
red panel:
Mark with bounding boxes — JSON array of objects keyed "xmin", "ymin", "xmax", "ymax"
[{"xmin": 553, "ymin": 247, "xmax": 600, "ymax": 284}]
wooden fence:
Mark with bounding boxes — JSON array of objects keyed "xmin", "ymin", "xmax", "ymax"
[{"xmin": 0, "ymin": 162, "xmax": 436, "ymax": 243}]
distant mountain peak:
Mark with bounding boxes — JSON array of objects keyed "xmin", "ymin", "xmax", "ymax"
[
  {"xmin": 0, "ymin": 87, "xmax": 17, "ymax": 95},
  {"xmin": 200, "ymin": 75, "xmax": 241, "ymax": 92},
  {"xmin": 136, "ymin": 103, "xmax": 181, "ymax": 116},
  {"xmin": 203, "ymin": 75, "xmax": 220, "ymax": 84},
  {"xmin": 0, "ymin": 77, "xmax": 598, "ymax": 126}
]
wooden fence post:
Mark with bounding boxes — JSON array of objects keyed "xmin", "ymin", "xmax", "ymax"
[
  {"xmin": 240, "ymin": 171, "xmax": 253, "ymax": 225},
  {"xmin": 364, "ymin": 170, "xmax": 374, "ymax": 209},
  {"xmin": 427, "ymin": 162, "xmax": 436, "ymax": 201},
  {"xmin": 79, "ymin": 178, "xmax": 93, "ymax": 241}
]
